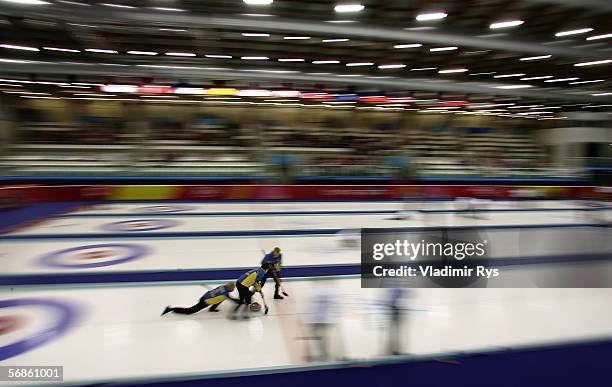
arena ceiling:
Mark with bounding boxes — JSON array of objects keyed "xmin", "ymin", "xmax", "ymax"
[{"xmin": 0, "ymin": 0, "xmax": 611, "ymax": 110}]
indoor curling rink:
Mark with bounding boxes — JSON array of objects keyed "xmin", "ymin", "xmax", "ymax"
[{"xmin": 1, "ymin": 199, "xmax": 611, "ymax": 386}]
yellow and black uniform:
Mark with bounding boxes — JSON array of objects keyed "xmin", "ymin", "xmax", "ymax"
[
  {"xmin": 261, "ymin": 251, "xmax": 284, "ymax": 299},
  {"xmin": 233, "ymin": 267, "xmax": 268, "ymax": 318},
  {"xmin": 162, "ymin": 284, "xmax": 238, "ymax": 315}
]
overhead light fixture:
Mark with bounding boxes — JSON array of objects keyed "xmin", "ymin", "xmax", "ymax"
[
  {"xmin": 159, "ymin": 28, "xmax": 187, "ymax": 32},
  {"xmin": 43, "ymin": 46, "xmax": 81, "ymax": 52},
  {"xmin": 149, "ymin": 7, "xmax": 185, "ymax": 12},
  {"xmin": 429, "ymin": 46, "xmax": 457, "ymax": 52},
  {"xmin": 574, "ymin": 59, "xmax": 612, "ymax": 67},
  {"xmin": 569, "ymin": 79, "xmax": 604, "ymax": 84},
  {"xmin": 378, "ymin": 64, "xmax": 406, "ymax": 69},
  {"xmin": 165, "ymin": 52, "xmax": 196, "ymax": 57},
  {"xmin": 416, "ymin": 12, "xmax": 447, "ymax": 21},
  {"xmin": 127, "ymin": 51, "xmax": 158, "ymax": 55},
  {"xmin": 85, "ymin": 48, "xmax": 118, "ymax": 54},
  {"xmin": 334, "ymin": 3, "xmax": 364, "ymax": 13},
  {"xmin": 544, "ymin": 77, "xmax": 579, "ymax": 83},
  {"xmin": 326, "ymin": 20, "xmax": 356, "ymax": 23},
  {"xmin": 495, "ymin": 85, "xmax": 533, "ymax": 89},
  {"xmin": 346, "ymin": 62, "xmax": 373, "ymax": 66},
  {"xmin": 586, "ymin": 33, "xmax": 612, "ymax": 41},
  {"xmin": 283, "ymin": 36, "xmax": 311, "ymax": 40},
  {"xmin": 243, "ymin": 0, "xmax": 273, "ymax": 4},
  {"xmin": 520, "ymin": 75, "xmax": 552, "ymax": 80},
  {"xmin": 313, "ymin": 60, "xmax": 340, "ymax": 64},
  {"xmin": 490, "ymin": 20, "xmax": 524, "ymax": 29},
  {"xmin": 241, "ymin": 13, "xmax": 274, "ymax": 17},
  {"xmin": 410, "ymin": 67, "xmax": 436, "ymax": 71},
  {"xmin": 1, "ymin": 0, "xmax": 49, "ymax": 4},
  {"xmin": 439, "ymin": 68, "xmax": 468, "ymax": 73},
  {"xmin": 520, "ymin": 55, "xmax": 552, "ymax": 61},
  {"xmin": 494, "ymin": 73, "xmax": 525, "ymax": 78},
  {"xmin": 241, "ymin": 56, "xmax": 269, "ymax": 60},
  {"xmin": 592, "ymin": 92, "xmax": 612, "ymax": 96},
  {"xmin": 278, "ymin": 58, "xmax": 305, "ymax": 62},
  {"xmin": 555, "ymin": 28, "xmax": 593, "ymax": 37},
  {"xmin": 469, "ymin": 72, "xmax": 496, "ymax": 76},
  {"xmin": 101, "ymin": 3, "xmax": 135, "ymax": 9},
  {"xmin": 0, "ymin": 44, "xmax": 39, "ymax": 51},
  {"xmin": 394, "ymin": 43, "xmax": 422, "ymax": 49},
  {"xmin": 242, "ymin": 33, "xmax": 270, "ymax": 37},
  {"xmin": 322, "ymin": 38, "xmax": 349, "ymax": 43},
  {"xmin": 205, "ymin": 54, "xmax": 232, "ymax": 59}
]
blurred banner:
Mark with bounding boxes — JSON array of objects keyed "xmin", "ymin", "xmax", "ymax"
[{"xmin": 0, "ymin": 185, "xmax": 606, "ymax": 203}]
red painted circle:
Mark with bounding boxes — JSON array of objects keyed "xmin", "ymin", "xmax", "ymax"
[{"xmin": 0, "ymin": 315, "xmax": 25, "ymax": 336}]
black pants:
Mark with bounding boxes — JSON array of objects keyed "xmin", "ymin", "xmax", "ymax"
[
  {"xmin": 235, "ymin": 282, "xmax": 252, "ymax": 307},
  {"xmin": 261, "ymin": 269, "xmax": 281, "ymax": 295},
  {"xmin": 169, "ymin": 299, "xmax": 219, "ymax": 315}
]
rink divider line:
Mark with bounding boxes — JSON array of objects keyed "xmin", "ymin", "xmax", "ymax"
[
  {"xmin": 60, "ymin": 207, "xmax": 611, "ymax": 218},
  {"xmin": 1, "ymin": 252, "xmax": 611, "ymax": 287},
  {"xmin": 0, "ymin": 274, "xmax": 361, "ymax": 291},
  {"xmin": 1, "ymin": 222, "xmax": 608, "ymax": 241},
  {"xmin": 55, "ymin": 335, "xmax": 612, "ymax": 386}
]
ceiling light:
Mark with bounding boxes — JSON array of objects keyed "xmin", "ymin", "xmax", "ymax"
[
  {"xmin": 0, "ymin": 44, "xmax": 39, "ymax": 51},
  {"xmin": 43, "ymin": 46, "xmax": 80, "ymax": 52},
  {"xmin": 416, "ymin": 12, "xmax": 447, "ymax": 21},
  {"xmin": 586, "ymin": 33, "xmax": 612, "ymax": 41},
  {"xmin": 278, "ymin": 58, "xmax": 305, "ymax": 62},
  {"xmin": 242, "ymin": 33, "xmax": 270, "ymax": 37},
  {"xmin": 394, "ymin": 44, "xmax": 422, "ymax": 49},
  {"xmin": 85, "ymin": 48, "xmax": 118, "ymax": 54},
  {"xmin": 569, "ymin": 79, "xmax": 604, "ymax": 84},
  {"xmin": 334, "ymin": 3, "xmax": 365, "ymax": 13},
  {"xmin": 283, "ymin": 36, "xmax": 310, "ymax": 40},
  {"xmin": 243, "ymin": 0, "xmax": 273, "ymax": 4},
  {"xmin": 127, "ymin": 51, "xmax": 158, "ymax": 55},
  {"xmin": 1, "ymin": 0, "xmax": 49, "ymax": 4},
  {"xmin": 520, "ymin": 75, "xmax": 552, "ymax": 80},
  {"xmin": 241, "ymin": 56, "xmax": 269, "ymax": 60},
  {"xmin": 574, "ymin": 59, "xmax": 612, "ymax": 67},
  {"xmin": 544, "ymin": 77, "xmax": 579, "ymax": 83},
  {"xmin": 205, "ymin": 54, "xmax": 232, "ymax": 59},
  {"xmin": 555, "ymin": 28, "xmax": 593, "ymax": 37},
  {"xmin": 165, "ymin": 52, "xmax": 196, "ymax": 57},
  {"xmin": 322, "ymin": 38, "xmax": 349, "ymax": 43},
  {"xmin": 149, "ymin": 7, "xmax": 185, "ymax": 11},
  {"xmin": 494, "ymin": 73, "xmax": 525, "ymax": 78},
  {"xmin": 520, "ymin": 55, "xmax": 551, "ymax": 61},
  {"xmin": 496, "ymin": 85, "xmax": 533, "ymax": 89},
  {"xmin": 346, "ymin": 62, "xmax": 373, "ymax": 66},
  {"xmin": 313, "ymin": 60, "xmax": 340, "ymax": 64},
  {"xmin": 429, "ymin": 46, "xmax": 457, "ymax": 52},
  {"xmin": 490, "ymin": 20, "xmax": 524, "ymax": 29},
  {"xmin": 469, "ymin": 72, "xmax": 496, "ymax": 76},
  {"xmin": 101, "ymin": 3, "xmax": 135, "ymax": 9},
  {"xmin": 410, "ymin": 67, "xmax": 436, "ymax": 71},
  {"xmin": 378, "ymin": 64, "xmax": 406, "ymax": 69},
  {"xmin": 592, "ymin": 92, "xmax": 612, "ymax": 96},
  {"xmin": 439, "ymin": 68, "xmax": 468, "ymax": 73}
]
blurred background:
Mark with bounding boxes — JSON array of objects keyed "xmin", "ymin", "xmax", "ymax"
[{"xmin": 0, "ymin": 0, "xmax": 610, "ymax": 185}]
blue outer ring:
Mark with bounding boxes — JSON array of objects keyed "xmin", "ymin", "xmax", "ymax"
[
  {"xmin": 0, "ymin": 298, "xmax": 79, "ymax": 361},
  {"xmin": 38, "ymin": 243, "xmax": 149, "ymax": 269},
  {"xmin": 99, "ymin": 219, "xmax": 179, "ymax": 232}
]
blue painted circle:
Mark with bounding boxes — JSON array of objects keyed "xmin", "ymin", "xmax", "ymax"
[
  {"xmin": 0, "ymin": 298, "xmax": 79, "ymax": 361},
  {"xmin": 38, "ymin": 243, "xmax": 149, "ymax": 269},
  {"xmin": 99, "ymin": 219, "xmax": 179, "ymax": 232}
]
